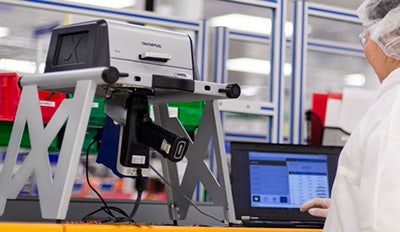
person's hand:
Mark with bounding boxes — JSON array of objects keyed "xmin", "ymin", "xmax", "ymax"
[{"xmin": 300, "ymin": 198, "xmax": 331, "ymax": 218}]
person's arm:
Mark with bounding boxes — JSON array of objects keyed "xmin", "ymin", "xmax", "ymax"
[{"xmin": 300, "ymin": 198, "xmax": 331, "ymax": 218}]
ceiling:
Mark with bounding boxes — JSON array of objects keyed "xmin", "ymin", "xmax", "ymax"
[
  {"xmin": 0, "ymin": 0, "xmax": 364, "ymax": 63},
  {"xmin": 0, "ymin": 0, "xmax": 377, "ymax": 104}
]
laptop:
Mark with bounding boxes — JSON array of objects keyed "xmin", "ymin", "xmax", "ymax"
[{"xmin": 229, "ymin": 142, "xmax": 342, "ymax": 228}]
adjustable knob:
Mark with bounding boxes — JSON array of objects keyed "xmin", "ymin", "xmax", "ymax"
[
  {"xmin": 101, "ymin": 66, "xmax": 128, "ymax": 84},
  {"xmin": 218, "ymin": 83, "xmax": 241, "ymax": 98}
]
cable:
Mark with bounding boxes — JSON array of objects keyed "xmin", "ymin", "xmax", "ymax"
[
  {"xmin": 82, "ymin": 136, "xmax": 130, "ymax": 223},
  {"xmin": 322, "ymin": 126, "xmax": 351, "ymax": 136},
  {"xmin": 83, "ymin": 127, "xmax": 223, "ymax": 224},
  {"xmin": 305, "ymin": 110, "xmax": 351, "ymax": 145},
  {"xmin": 81, "ymin": 128, "xmax": 146, "ymax": 223},
  {"xmin": 84, "ymin": 139, "xmax": 115, "ymax": 218},
  {"xmin": 126, "ymin": 168, "xmax": 144, "ymax": 222},
  {"xmin": 81, "ymin": 206, "xmax": 129, "ymax": 223},
  {"xmin": 149, "ymin": 164, "xmax": 225, "ymax": 224}
]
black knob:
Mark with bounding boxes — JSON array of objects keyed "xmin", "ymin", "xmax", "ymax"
[
  {"xmin": 102, "ymin": 66, "xmax": 128, "ymax": 83},
  {"xmin": 218, "ymin": 83, "xmax": 241, "ymax": 98}
]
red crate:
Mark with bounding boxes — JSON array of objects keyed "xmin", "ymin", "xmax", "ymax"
[
  {"xmin": 0, "ymin": 72, "xmax": 66, "ymax": 123},
  {"xmin": 0, "ymin": 72, "xmax": 20, "ymax": 121},
  {"xmin": 38, "ymin": 90, "xmax": 66, "ymax": 123}
]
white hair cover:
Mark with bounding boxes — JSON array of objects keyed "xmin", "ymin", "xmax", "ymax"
[{"xmin": 357, "ymin": 0, "xmax": 400, "ymax": 59}]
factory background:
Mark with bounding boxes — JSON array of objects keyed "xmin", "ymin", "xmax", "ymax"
[{"xmin": 0, "ymin": 0, "xmax": 376, "ymax": 225}]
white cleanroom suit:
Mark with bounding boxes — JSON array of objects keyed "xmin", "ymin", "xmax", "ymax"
[{"xmin": 324, "ymin": 68, "xmax": 400, "ymax": 231}]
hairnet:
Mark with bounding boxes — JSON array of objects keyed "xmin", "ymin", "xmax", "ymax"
[{"xmin": 357, "ymin": 0, "xmax": 400, "ymax": 59}]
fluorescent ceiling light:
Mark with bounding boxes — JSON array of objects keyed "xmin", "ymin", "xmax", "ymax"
[
  {"xmin": 0, "ymin": 27, "xmax": 9, "ymax": 38},
  {"xmin": 226, "ymin": 57, "xmax": 292, "ymax": 76},
  {"xmin": 65, "ymin": 0, "xmax": 136, "ymax": 9},
  {"xmin": 209, "ymin": 13, "xmax": 293, "ymax": 37},
  {"xmin": 241, "ymin": 86, "xmax": 262, "ymax": 96},
  {"xmin": 227, "ymin": 58, "xmax": 270, "ymax": 75},
  {"xmin": 345, "ymin": 73, "xmax": 366, "ymax": 87},
  {"xmin": 0, "ymin": 59, "xmax": 38, "ymax": 74}
]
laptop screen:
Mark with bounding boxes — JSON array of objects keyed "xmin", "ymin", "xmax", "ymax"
[{"xmin": 230, "ymin": 142, "xmax": 342, "ymax": 225}]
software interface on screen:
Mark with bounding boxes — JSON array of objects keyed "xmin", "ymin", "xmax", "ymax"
[{"xmin": 249, "ymin": 152, "xmax": 329, "ymax": 208}]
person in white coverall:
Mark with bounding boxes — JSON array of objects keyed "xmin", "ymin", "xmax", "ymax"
[{"xmin": 300, "ymin": 0, "xmax": 400, "ymax": 231}]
